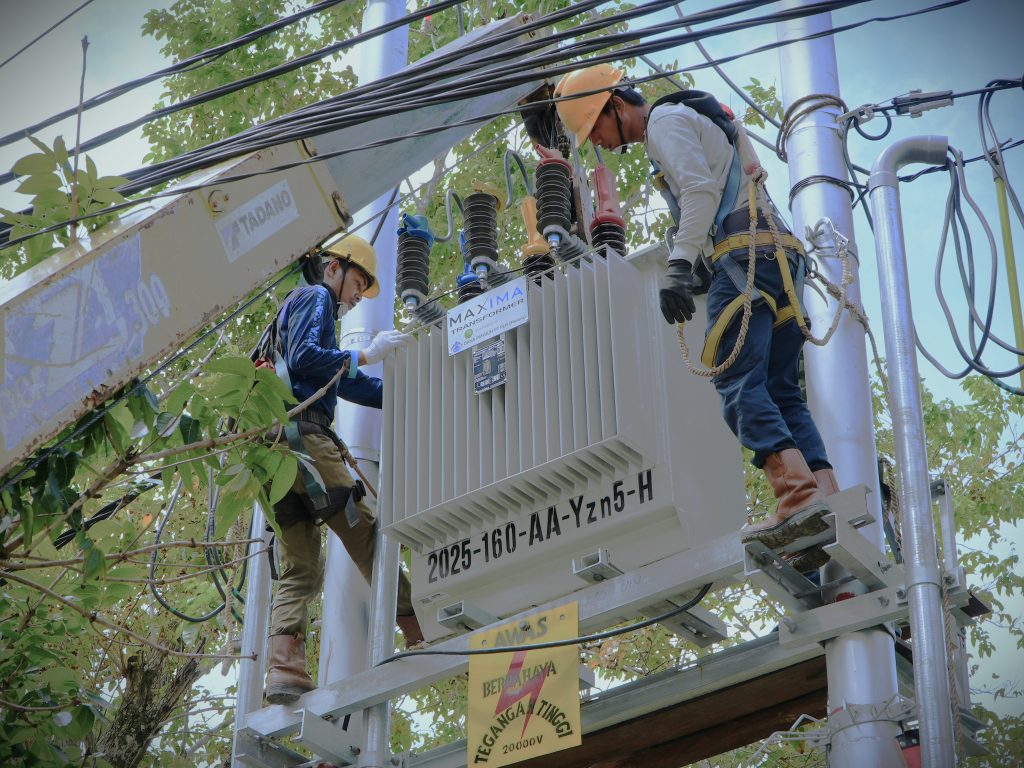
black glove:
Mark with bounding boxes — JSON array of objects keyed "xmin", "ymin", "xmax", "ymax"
[
  {"xmin": 351, "ymin": 479, "xmax": 366, "ymax": 504},
  {"xmin": 659, "ymin": 260, "xmax": 697, "ymax": 324}
]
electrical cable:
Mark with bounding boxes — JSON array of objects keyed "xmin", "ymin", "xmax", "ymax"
[
  {"xmin": 148, "ymin": 477, "xmax": 228, "ymax": 623},
  {"xmin": 0, "ymin": 0, "xmax": 96, "ymax": 71},
  {"xmin": 852, "ymin": 112, "xmax": 892, "ymax": 141},
  {"xmin": 2, "ymin": 0, "xmax": 942, "ymax": 239},
  {"xmin": 911, "ymin": 149, "xmax": 1024, "ymax": 394},
  {"xmin": 0, "ymin": 0, "xmax": 473, "ymax": 181},
  {"xmin": 370, "ymin": 186, "xmax": 401, "ymax": 246},
  {"xmin": 117, "ymin": 0, "xmax": 963, "ymax": 195},
  {"xmin": 381, "ymin": 583, "xmax": 713, "ymax": 664},
  {"xmin": 0, "ymin": 0, "xmax": 351, "ymax": 149}
]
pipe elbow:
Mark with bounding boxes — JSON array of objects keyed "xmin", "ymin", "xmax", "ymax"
[{"xmin": 868, "ymin": 135, "xmax": 948, "ymax": 191}]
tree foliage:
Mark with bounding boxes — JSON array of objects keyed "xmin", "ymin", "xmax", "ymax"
[{"xmin": 0, "ymin": 1, "xmax": 1021, "ymax": 766}]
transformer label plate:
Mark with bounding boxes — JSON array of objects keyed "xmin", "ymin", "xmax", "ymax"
[{"xmin": 419, "ymin": 469, "xmax": 655, "ymax": 588}]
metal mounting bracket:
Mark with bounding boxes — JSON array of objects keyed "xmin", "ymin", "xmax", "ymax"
[{"xmin": 297, "ymin": 708, "xmax": 358, "ymax": 766}]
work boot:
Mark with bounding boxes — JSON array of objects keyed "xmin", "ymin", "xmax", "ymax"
[
  {"xmin": 741, "ymin": 449, "xmax": 830, "ymax": 550},
  {"xmin": 396, "ymin": 613, "xmax": 425, "ymax": 649},
  {"xmin": 784, "ymin": 467, "xmax": 843, "ymax": 571},
  {"xmin": 813, "ymin": 467, "xmax": 840, "ymax": 497},
  {"xmin": 265, "ymin": 633, "xmax": 316, "ymax": 704}
]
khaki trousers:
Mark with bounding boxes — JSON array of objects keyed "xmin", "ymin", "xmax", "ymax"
[{"xmin": 269, "ymin": 429, "xmax": 414, "ymax": 636}]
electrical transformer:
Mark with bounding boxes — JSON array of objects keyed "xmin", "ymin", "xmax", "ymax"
[{"xmin": 379, "ymin": 245, "xmax": 745, "ymax": 641}]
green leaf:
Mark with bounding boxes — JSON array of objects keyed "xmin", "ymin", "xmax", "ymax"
[
  {"xmin": 52, "ymin": 135, "xmax": 68, "ymax": 165},
  {"xmin": 16, "ymin": 173, "xmax": 62, "ymax": 195},
  {"xmin": 66, "ymin": 705, "xmax": 95, "ymax": 740},
  {"xmin": 103, "ymin": 413, "xmax": 128, "ymax": 455},
  {"xmin": 84, "ymin": 545, "xmax": 106, "ymax": 580},
  {"xmin": 86, "ymin": 155, "xmax": 98, "ymax": 181},
  {"xmin": 248, "ymin": 383, "xmax": 289, "ymax": 425},
  {"xmin": 166, "ymin": 381, "xmax": 193, "ymax": 414},
  {"xmin": 26, "ymin": 134, "xmax": 52, "ymax": 155},
  {"xmin": 39, "ymin": 665, "xmax": 77, "ymax": 691},
  {"xmin": 178, "ymin": 413, "xmax": 202, "ymax": 444},
  {"xmin": 12, "ymin": 153, "xmax": 56, "ymax": 176},
  {"xmin": 268, "ymin": 454, "xmax": 297, "ymax": 504},
  {"xmin": 206, "ymin": 355, "xmax": 257, "ymax": 379},
  {"xmin": 214, "ymin": 490, "xmax": 246, "ymax": 537},
  {"xmin": 90, "ymin": 187, "xmax": 125, "ymax": 205},
  {"xmin": 96, "ymin": 175, "xmax": 129, "ymax": 189},
  {"xmin": 255, "ymin": 366, "xmax": 297, "ymax": 404}
]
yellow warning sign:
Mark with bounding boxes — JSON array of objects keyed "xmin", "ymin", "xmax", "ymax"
[{"xmin": 467, "ymin": 603, "xmax": 581, "ymax": 766}]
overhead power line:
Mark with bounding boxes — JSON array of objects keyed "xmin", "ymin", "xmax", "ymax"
[
  {"xmin": 0, "ymin": 0, "xmax": 471, "ymax": 175},
  {"xmin": 0, "ymin": 0, "xmax": 990, "ymax": 250},
  {"xmin": 0, "ymin": 0, "xmax": 351, "ymax": 148},
  {"xmin": 0, "ymin": 0, "xmax": 97, "ymax": 71}
]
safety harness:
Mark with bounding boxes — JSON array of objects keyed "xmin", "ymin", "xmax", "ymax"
[
  {"xmin": 643, "ymin": 92, "xmax": 814, "ymax": 375},
  {"xmin": 260, "ymin": 290, "xmax": 364, "ymax": 528}
]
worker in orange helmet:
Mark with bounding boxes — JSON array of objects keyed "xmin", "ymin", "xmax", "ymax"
[{"xmin": 554, "ymin": 63, "xmax": 839, "ymax": 565}]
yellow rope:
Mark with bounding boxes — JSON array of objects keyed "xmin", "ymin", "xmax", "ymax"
[{"xmin": 675, "ymin": 178, "xmax": 760, "ymax": 377}]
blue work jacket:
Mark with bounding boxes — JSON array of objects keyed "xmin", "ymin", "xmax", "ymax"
[{"xmin": 279, "ymin": 284, "xmax": 382, "ymax": 419}]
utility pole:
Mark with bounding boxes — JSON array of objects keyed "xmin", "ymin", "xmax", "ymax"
[
  {"xmin": 321, "ymin": 0, "xmax": 408, "ymax": 759},
  {"xmin": 776, "ymin": 4, "xmax": 904, "ymax": 766}
]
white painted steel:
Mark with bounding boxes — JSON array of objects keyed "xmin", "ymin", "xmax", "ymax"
[
  {"xmin": 869, "ymin": 135, "xmax": 956, "ymax": 768},
  {"xmin": 232, "ymin": 504, "xmax": 273, "ymax": 768},
  {"xmin": 777, "ymin": 6, "xmax": 903, "ymax": 766},
  {"xmin": 380, "ymin": 245, "xmax": 744, "ymax": 641},
  {"xmin": 324, "ymin": 3, "xmax": 408, "ymax": 766}
]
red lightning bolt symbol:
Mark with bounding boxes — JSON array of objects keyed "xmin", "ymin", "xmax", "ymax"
[{"xmin": 493, "ymin": 650, "xmax": 550, "ymax": 738}]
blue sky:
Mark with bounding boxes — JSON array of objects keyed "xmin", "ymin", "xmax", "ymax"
[{"xmin": 1, "ymin": 0, "xmax": 1022, "ymax": 721}]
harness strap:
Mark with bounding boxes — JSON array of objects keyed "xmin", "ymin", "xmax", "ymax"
[
  {"xmin": 284, "ymin": 423, "xmax": 330, "ymax": 514},
  {"xmin": 711, "ymin": 231, "xmax": 805, "ymax": 261}
]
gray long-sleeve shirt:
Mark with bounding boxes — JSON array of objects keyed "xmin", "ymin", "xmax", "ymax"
[{"xmin": 645, "ymin": 102, "xmax": 751, "ymax": 265}]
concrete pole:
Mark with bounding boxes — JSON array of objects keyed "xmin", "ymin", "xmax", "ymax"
[
  {"xmin": 869, "ymin": 135, "xmax": 956, "ymax": 768},
  {"xmin": 232, "ymin": 503, "xmax": 272, "ymax": 767},
  {"xmin": 319, "ymin": 0, "xmax": 408, "ymax": 762},
  {"xmin": 776, "ymin": 5, "xmax": 903, "ymax": 767}
]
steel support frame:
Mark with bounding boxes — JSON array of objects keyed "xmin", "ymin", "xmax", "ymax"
[{"xmin": 242, "ymin": 530, "xmax": 747, "ymax": 739}]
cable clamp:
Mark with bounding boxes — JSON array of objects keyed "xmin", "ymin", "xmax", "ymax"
[
  {"xmin": 836, "ymin": 103, "xmax": 875, "ymax": 126},
  {"xmin": 893, "ymin": 89, "xmax": 954, "ymax": 118}
]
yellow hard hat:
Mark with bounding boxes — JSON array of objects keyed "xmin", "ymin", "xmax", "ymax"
[
  {"xmin": 323, "ymin": 234, "xmax": 380, "ymax": 298},
  {"xmin": 554, "ymin": 63, "xmax": 624, "ymax": 146}
]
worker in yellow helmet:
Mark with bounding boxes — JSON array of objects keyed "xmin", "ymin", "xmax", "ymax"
[
  {"xmin": 555, "ymin": 64, "xmax": 838, "ymax": 566},
  {"xmin": 262, "ymin": 234, "xmax": 423, "ymax": 704}
]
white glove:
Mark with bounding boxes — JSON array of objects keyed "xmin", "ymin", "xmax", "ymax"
[{"xmin": 361, "ymin": 329, "xmax": 410, "ymax": 365}]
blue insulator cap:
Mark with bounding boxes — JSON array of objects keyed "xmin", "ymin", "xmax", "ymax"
[
  {"xmin": 456, "ymin": 265, "xmax": 479, "ymax": 288},
  {"xmin": 397, "ymin": 212, "xmax": 436, "ymax": 248},
  {"xmin": 458, "ymin": 229, "xmax": 470, "ymax": 261}
]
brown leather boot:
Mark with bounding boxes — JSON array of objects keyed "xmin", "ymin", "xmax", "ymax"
[
  {"xmin": 396, "ymin": 613, "xmax": 425, "ymax": 649},
  {"xmin": 742, "ymin": 449, "xmax": 830, "ymax": 549},
  {"xmin": 265, "ymin": 633, "xmax": 316, "ymax": 704},
  {"xmin": 785, "ymin": 467, "xmax": 841, "ymax": 572},
  {"xmin": 813, "ymin": 467, "xmax": 840, "ymax": 496}
]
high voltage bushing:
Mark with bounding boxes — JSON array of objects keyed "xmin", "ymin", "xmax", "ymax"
[
  {"xmin": 397, "ymin": 232, "xmax": 431, "ymax": 309},
  {"xmin": 396, "ymin": 213, "xmax": 445, "ymax": 325},
  {"xmin": 535, "ymin": 145, "xmax": 574, "ymax": 260},
  {"xmin": 464, "ymin": 181, "xmax": 504, "ymax": 279},
  {"xmin": 589, "ymin": 164, "xmax": 626, "ymax": 258}
]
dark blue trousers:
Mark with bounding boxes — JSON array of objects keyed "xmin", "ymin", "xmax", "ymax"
[{"xmin": 704, "ymin": 250, "xmax": 831, "ymax": 471}]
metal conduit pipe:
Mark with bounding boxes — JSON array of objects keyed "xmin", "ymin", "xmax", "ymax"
[
  {"xmin": 868, "ymin": 134, "xmax": 956, "ymax": 768},
  {"xmin": 231, "ymin": 503, "xmax": 272, "ymax": 768}
]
